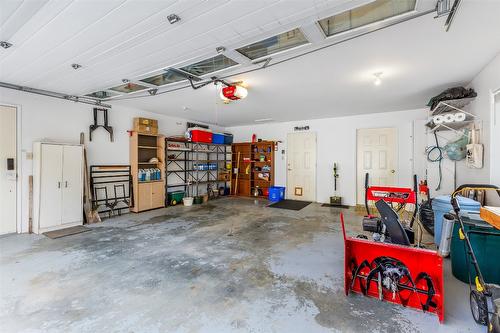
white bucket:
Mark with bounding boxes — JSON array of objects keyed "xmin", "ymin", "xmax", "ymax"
[{"xmin": 183, "ymin": 197, "xmax": 194, "ymax": 206}]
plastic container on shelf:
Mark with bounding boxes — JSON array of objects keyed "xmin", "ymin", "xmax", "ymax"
[
  {"xmin": 212, "ymin": 133, "xmax": 225, "ymax": 144},
  {"xmin": 269, "ymin": 186, "xmax": 285, "ymax": 202},
  {"xmin": 189, "ymin": 127, "xmax": 213, "ymax": 143},
  {"xmin": 431, "ymin": 195, "xmax": 480, "ymax": 246},
  {"xmin": 223, "ymin": 133, "xmax": 233, "ymax": 144}
]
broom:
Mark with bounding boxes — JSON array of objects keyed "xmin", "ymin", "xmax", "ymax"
[{"xmin": 81, "ymin": 133, "xmax": 101, "ymax": 223}]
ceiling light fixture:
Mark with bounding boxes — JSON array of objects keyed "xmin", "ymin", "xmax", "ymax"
[
  {"xmin": 148, "ymin": 88, "xmax": 158, "ymax": 96},
  {"xmin": 0, "ymin": 41, "xmax": 13, "ymax": 49},
  {"xmin": 71, "ymin": 63, "xmax": 82, "ymax": 70},
  {"xmin": 216, "ymin": 46, "xmax": 226, "ymax": 54},
  {"xmin": 122, "ymin": 79, "xmax": 130, "ymax": 83},
  {"xmin": 167, "ymin": 14, "xmax": 181, "ymax": 24},
  {"xmin": 373, "ymin": 72, "xmax": 383, "ymax": 86}
]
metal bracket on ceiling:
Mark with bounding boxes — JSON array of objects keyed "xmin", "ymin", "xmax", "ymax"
[
  {"xmin": 253, "ymin": 57, "xmax": 272, "ymax": 68},
  {"xmin": 435, "ymin": 0, "xmax": 451, "ymax": 18},
  {"xmin": 184, "ymin": 75, "xmax": 233, "ymax": 90},
  {"xmin": 444, "ymin": 0, "xmax": 462, "ymax": 32}
]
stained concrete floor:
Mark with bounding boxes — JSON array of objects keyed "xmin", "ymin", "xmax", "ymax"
[{"xmin": 0, "ymin": 198, "xmax": 482, "ymax": 333}]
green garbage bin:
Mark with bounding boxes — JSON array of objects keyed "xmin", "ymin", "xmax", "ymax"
[{"xmin": 450, "ymin": 214, "xmax": 500, "ymax": 284}]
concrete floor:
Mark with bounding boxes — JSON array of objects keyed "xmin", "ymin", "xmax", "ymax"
[{"xmin": 0, "ymin": 198, "xmax": 482, "ymax": 333}]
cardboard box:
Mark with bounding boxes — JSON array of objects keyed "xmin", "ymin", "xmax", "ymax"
[
  {"xmin": 134, "ymin": 118, "xmax": 158, "ymax": 134},
  {"xmin": 218, "ymin": 172, "xmax": 230, "ymax": 181}
]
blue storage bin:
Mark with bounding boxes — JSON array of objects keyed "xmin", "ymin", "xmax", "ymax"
[
  {"xmin": 213, "ymin": 133, "xmax": 225, "ymax": 144},
  {"xmin": 223, "ymin": 133, "xmax": 233, "ymax": 144},
  {"xmin": 432, "ymin": 195, "xmax": 480, "ymax": 246},
  {"xmin": 269, "ymin": 186, "xmax": 286, "ymax": 202}
]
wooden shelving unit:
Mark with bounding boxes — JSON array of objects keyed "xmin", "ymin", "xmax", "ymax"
[
  {"xmin": 130, "ymin": 132, "xmax": 165, "ymax": 212},
  {"xmin": 231, "ymin": 141, "xmax": 275, "ymax": 198}
]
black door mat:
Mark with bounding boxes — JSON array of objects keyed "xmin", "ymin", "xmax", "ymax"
[
  {"xmin": 269, "ymin": 200, "xmax": 312, "ymax": 211},
  {"xmin": 43, "ymin": 226, "xmax": 91, "ymax": 239},
  {"xmin": 321, "ymin": 203, "xmax": 350, "ymax": 209}
]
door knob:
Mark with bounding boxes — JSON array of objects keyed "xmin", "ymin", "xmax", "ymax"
[
  {"xmin": 58, "ymin": 182, "xmax": 61, "ymax": 188},
  {"xmin": 391, "ymin": 169, "xmax": 395, "ymax": 174},
  {"xmin": 65, "ymin": 181, "xmax": 68, "ymax": 188}
]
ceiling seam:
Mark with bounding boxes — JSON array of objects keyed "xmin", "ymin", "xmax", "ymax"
[
  {"xmin": 8, "ymin": 0, "xmax": 130, "ymax": 82},
  {"xmin": 0, "ymin": 0, "xmax": 76, "ymax": 66},
  {"xmin": 20, "ymin": 0, "xmax": 182, "ymax": 87},
  {"xmin": 0, "ymin": 0, "xmax": 24, "ymax": 31}
]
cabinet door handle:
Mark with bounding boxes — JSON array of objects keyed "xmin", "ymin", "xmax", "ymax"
[
  {"xmin": 58, "ymin": 181, "xmax": 61, "ymax": 188},
  {"xmin": 65, "ymin": 181, "xmax": 68, "ymax": 188}
]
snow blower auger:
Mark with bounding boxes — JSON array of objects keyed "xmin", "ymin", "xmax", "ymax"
[{"xmin": 341, "ymin": 213, "xmax": 444, "ymax": 323}]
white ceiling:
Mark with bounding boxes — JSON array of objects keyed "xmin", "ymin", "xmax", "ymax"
[{"xmin": 1, "ymin": 0, "xmax": 500, "ymax": 126}]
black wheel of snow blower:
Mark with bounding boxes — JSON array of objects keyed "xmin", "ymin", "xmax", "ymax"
[{"xmin": 470, "ymin": 290, "xmax": 488, "ymax": 326}]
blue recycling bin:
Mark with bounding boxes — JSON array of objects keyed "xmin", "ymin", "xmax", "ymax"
[
  {"xmin": 269, "ymin": 186, "xmax": 285, "ymax": 202},
  {"xmin": 431, "ymin": 195, "xmax": 480, "ymax": 246}
]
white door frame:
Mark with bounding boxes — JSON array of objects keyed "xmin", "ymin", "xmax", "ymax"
[
  {"xmin": 490, "ymin": 87, "xmax": 500, "ymax": 185},
  {"xmin": 356, "ymin": 127, "xmax": 399, "ymax": 205},
  {"xmin": 286, "ymin": 131, "xmax": 317, "ymax": 202},
  {"xmin": 1, "ymin": 103, "xmax": 22, "ymax": 233}
]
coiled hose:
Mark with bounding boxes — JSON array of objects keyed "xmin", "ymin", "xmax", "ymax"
[{"xmin": 425, "ymin": 132, "xmax": 444, "ymax": 191}]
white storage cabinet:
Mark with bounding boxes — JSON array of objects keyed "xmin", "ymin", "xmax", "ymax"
[{"xmin": 33, "ymin": 143, "xmax": 84, "ymax": 234}]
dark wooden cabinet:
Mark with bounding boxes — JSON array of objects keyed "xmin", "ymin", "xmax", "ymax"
[{"xmin": 231, "ymin": 141, "xmax": 275, "ymax": 198}]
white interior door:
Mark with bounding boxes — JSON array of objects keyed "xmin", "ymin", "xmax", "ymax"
[
  {"xmin": 61, "ymin": 145, "xmax": 83, "ymax": 225},
  {"xmin": 0, "ymin": 106, "xmax": 17, "ymax": 234},
  {"xmin": 286, "ymin": 132, "xmax": 316, "ymax": 201},
  {"xmin": 39, "ymin": 144, "xmax": 63, "ymax": 229},
  {"xmin": 357, "ymin": 128, "xmax": 397, "ymax": 204}
]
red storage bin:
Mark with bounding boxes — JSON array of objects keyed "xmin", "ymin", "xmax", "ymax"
[{"xmin": 190, "ymin": 128, "xmax": 213, "ymax": 143}]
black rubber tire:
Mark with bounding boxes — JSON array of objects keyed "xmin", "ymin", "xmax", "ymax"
[{"xmin": 470, "ymin": 290, "xmax": 489, "ymax": 326}]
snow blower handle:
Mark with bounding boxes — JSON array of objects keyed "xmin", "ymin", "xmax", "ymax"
[{"xmin": 364, "ymin": 173, "xmax": 370, "ymax": 215}]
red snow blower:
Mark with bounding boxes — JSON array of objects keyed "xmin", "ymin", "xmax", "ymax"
[{"xmin": 341, "ymin": 210, "xmax": 444, "ymax": 323}]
